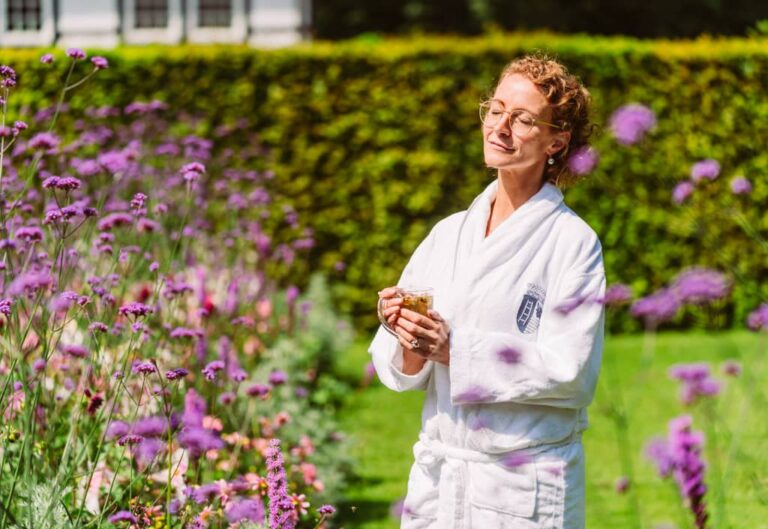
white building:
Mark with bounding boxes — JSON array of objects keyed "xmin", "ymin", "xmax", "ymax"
[{"xmin": 0, "ymin": 0, "xmax": 312, "ymax": 48}]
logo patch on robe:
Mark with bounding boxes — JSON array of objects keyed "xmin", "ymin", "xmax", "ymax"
[{"xmin": 516, "ymin": 283, "xmax": 546, "ymax": 334}]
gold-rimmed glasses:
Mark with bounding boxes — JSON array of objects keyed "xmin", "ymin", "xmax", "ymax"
[{"xmin": 479, "ymin": 99, "xmax": 564, "ymax": 137}]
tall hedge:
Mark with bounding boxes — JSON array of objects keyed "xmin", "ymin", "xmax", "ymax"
[{"xmin": 4, "ymin": 33, "xmax": 768, "ymax": 332}]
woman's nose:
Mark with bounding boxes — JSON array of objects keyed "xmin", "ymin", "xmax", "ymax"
[{"xmin": 492, "ymin": 113, "xmax": 511, "ymax": 135}]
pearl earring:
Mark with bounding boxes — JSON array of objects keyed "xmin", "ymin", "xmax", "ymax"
[{"xmin": 547, "ymin": 157, "xmax": 555, "ymax": 165}]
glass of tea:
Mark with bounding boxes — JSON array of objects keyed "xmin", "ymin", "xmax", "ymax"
[{"xmin": 377, "ymin": 287, "xmax": 434, "ymax": 338}]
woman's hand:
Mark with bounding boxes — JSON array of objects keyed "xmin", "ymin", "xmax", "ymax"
[
  {"xmin": 395, "ymin": 308, "xmax": 451, "ymax": 366},
  {"xmin": 377, "ymin": 286, "xmax": 402, "ymax": 328}
]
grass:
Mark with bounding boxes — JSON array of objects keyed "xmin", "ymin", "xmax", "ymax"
[{"xmin": 333, "ymin": 330, "xmax": 768, "ymax": 529}]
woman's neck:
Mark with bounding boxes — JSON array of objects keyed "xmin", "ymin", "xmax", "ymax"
[{"xmin": 485, "ymin": 169, "xmax": 544, "ymax": 237}]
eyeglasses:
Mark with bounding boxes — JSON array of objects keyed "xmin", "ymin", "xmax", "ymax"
[{"xmin": 479, "ymin": 99, "xmax": 564, "ymax": 137}]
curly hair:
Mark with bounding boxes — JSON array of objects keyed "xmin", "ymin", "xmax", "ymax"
[{"xmin": 497, "ymin": 54, "xmax": 595, "ymax": 187}]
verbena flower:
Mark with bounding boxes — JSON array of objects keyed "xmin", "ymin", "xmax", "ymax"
[
  {"xmin": 566, "ymin": 145, "xmax": 599, "ymax": 175},
  {"xmin": 28, "ymin": 132, "xmax": 60, "ymax": 151},
  {"xmin": 730, "ymin": 176, "xmax": 752, "ymax": 195},
  {"xmin": 630, "ymin": 288, "xmax": 680, "ymax": 325},
  {"xmin": 670, "ymin": 268, "xmax": 730, "ymax": 304},
  {"xmin": 609, "ymin": 104, "xmax": 656, "ymax": 145},
  {"xmin": 673, "ymin": 181, "xmax": 694, "ymax": 204},
  {"xmin": 108, "ymin": 511, "xmax": 137, "ymax": 524},
  {"xmin": 746, "ymin": 303, "xmax": 768, "ymax": 331},
  {"xmin": 202, "ymin": 360, "xmax": 225, "ymax": 381},
  {"xmin": 225, "ymin": 498, "xmax": 266, "ymax": 524},
  {"xmin": 166, "ymin": 367, "xmax": 189, "ymax": 381},
  {"xmin": 91, "ymin": 56, "xmax": 109, "ymax": 70},
  {"xmin": 66, "ymin": 48, "xmax": 86, "ymax": 60},
  {"xmin": 690, "ymin": 159, "xmax": 720, "ymax": 182},
  {"xmin": 268, "ymin": 370, "xmax": 288, "ymax": 386},
  {"xmin": 40, "ymin": 53, "xmax": 54, "ymax": 64},
  {"xmin": 14, "ymin": 226, "xmax": 44, "ymax": 242},
  {"xmin": 721, "ymin": 359, "xmax": 741, "ymax": 377},
  {"xmin": 668, "ymin": 362, "xmax": 721, "ymax": 405}
]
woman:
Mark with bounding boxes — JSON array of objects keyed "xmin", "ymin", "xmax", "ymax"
[{"xmin": 371, "ymin": 55, "xmax": 606, "ymax": 529}]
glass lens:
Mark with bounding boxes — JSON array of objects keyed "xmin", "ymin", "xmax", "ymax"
[
  {"xmin": 479, "ymin": 100, "xmax": 505, "ymax": 127},
  {"xmin": 510, "ymin": 110, "xmax": 535, "ymax": 136}
]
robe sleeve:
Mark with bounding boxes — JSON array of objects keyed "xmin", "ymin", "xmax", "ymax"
[
  {"xmin": 449, "ymin": 244, "xmax": 606, "ymax": 409},
  {"xmin": 368, "ymin": 228, "xmax": 437, "ymax": 392}
]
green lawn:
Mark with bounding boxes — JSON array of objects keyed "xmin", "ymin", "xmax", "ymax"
[{"xmin": 333, "ymin": 330, "xmax": 768, "ymax": 529}]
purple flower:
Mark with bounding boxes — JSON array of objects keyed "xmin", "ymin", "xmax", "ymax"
[
  {"xmin": 134, "ymin": 436, "xmax": 164, "ymax": 467},
  {"xmin": 132, "ymin": 416, "xmax": 168, "ymax": 437},
  {"xmin": 166, "ymin": 367, "xmax": 189, "ymax": 381},
  {"xmin": 108, "ymin": 511, "xmax": 137, "ymax": 524},
  {"xmin": 32, "ymin": 358, "xmax": 45, "ymax": 373},
  {"xmin": 286, "ymin": 285, "xmax": 300, "ymax": 304},
  {"xmin": 609, "ymin": 104, "xmax": 656, "ymax": 145},
  {"xmin": 0, "ymin": 298, "xmax": 11, "ymax": 317},
  {"xmin": 180, "ymin": 162, "xmax": 205, "ymax": 182},
  {"xmin": 106, "ymin": 421, "xmax": 131, "ymax": 440},
  {"xmin": 630, "ymin": 288, "xmax": 680, "ymax": 325},
  {"xmin": 91, "ymin": 56, "xmax": 108, "ymax": 70},
  {"xmin": 219, "ymin": 391, "xmax": 236, "ymax": 405},
  {"xmin": 118, "ymin": 302, "xmax": 153, "ymax": 318},
  {"xmin": 598, "ymin": 283, "xmax": 633, "ymax": 306},
  {"xmin": 268, "ymin": 370, "xmax": 288, "ymax": 386},
  {"xmin": 615, "ymin": 476, "xmax": 631, "ymax": 494},
  {"xmin": 670, "ymin": 268, "xmax": 730, "ymax": 304},
  {"xmin": 225, "ymin": 498, "xmax": 266, "ymax": 524},
  {"xmin": 721, "ymin": 359, "xmax": 741, "ymax": 377},
  {"xmin": 117, "ymin": 434, "xmax": 144, "ymax": 446},
  {"xmin": 98, "ymin": 212, "xmax": 133, "ymax": 231},
  {"xmin": 28, "ymin": 132, "xmax": 60, "ymax": 151},
  {"xmin": 266, "ymin": 439, "xmax": 296, "ymax": 529},
  {"xmin": 131, "ymin": 360, "xmax": 156, "ymax": 375},
  {"xmin": 690, "ymin": 159, "xmax": 720, "ymax": 182},
  {"xmin": 66, "ymin": 48, "xmax": 86, "ymax": 60},
  {"xmin": 12, "ymin": 120, "xmax": 27, "ymax": 133},
  {"xmin": 189, "ymin": 482, "xmax": 221, "ymax": 504},
  {"xmin": 730, "ymin": 176, "xmax": 752, "ymax": 195},
  {"xmin": 169, "ymin": 327, "xmax": 201, "ymax": 340},
  {"xmin": 89, "ymin": 321, "xmax": 108, "ymax": 333},
  {"xmin": 178, "ymin": 426, "xmax": 224, "ymax": 457},
  {"xmin": 317, "ymin": 504, "xmax": 336, "ymax": 516},
  {"xmin": 567, "ymin": 145, "xmax": 599, "ymax": 175},
  {"xmin": 182, "ymin": 389, "xmax": 206, "ymax": 428},
  {"xmin": 246, "ymin": 383, "xmax": 270, "ymax": 398},
  {"xmin": 61, "ymin": 344, "xmax": 89, "ymax": 358},
  {"xmin": 8, "ymin": 271, "xmax": 53, "ymax": 298},
  {"xmin": 747, "ymin": 303, "xmax": 768, "ymax": 331},
  {"xmin": 669, "ymin": 362, "xmax": 721, "ymax": 405},
  {"xmin": 497, "ymin": 346, "xmax": 521, "ymax": 364},
  {"xmin": 202, "ymin": 360, "xmax": 225, "ymax": 381},
  {"xmin": 40, "ymin": 53, "xmax": 54, "ymax": 64},
  {"xmin": 16, "ymin": 226, "xmax": 44, "ymax": 242},
  {"xmin": 673, "ymin": 181, "xmax": 695, "ymax": 204}
]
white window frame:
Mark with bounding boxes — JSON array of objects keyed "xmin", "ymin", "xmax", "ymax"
[
  {"xmin": 186, "ymin": 0, "xmax": 247, "ymax": 43},
  {"xmin": 123, "ymin": 0, "xmax": 183, "ymax": 45},
  {"xmin": 248, "ymin": 0, "xmax": 309, "ymax": 47},
  {"xmin": 0, "ymin": 0, "xmax": 54, "ymax": 47}
]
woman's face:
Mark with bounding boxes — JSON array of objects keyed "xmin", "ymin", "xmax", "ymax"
[{"xmin": 482, "ymin": 73, "xmax": 568, "ymax": 177}]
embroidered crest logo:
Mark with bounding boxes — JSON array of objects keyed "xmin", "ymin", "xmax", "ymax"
[{"xmin": 516, "ymin": 283, "xmax": 546, "ymax": 334}]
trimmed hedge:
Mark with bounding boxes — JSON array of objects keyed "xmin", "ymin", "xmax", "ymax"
[{"xmin": 5, "ymin": 33, "xmax": 768, "ymax": 332}]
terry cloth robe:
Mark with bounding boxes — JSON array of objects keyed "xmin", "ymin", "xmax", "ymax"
[{"xmin": 369, "ymin": 180, "xmax": 606, "ymax": 529}]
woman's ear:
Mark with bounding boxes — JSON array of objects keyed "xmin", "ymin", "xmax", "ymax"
[{"xmin": 548, "ymin": 132, "xmax": 571, "ymax": 156}]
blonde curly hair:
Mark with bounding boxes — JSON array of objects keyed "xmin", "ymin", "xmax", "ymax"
[{"xmin": 497, "ymin": 54, "xmax": 595, "ymax": 187}]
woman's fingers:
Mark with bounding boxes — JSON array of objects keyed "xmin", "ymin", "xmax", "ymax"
[
  {"xmin": 378, "ymin": 286, "xmax": 401, "ymax": 299},
  {"xmin": 398, "ymin": 308, "xmax": 438, "ymax": 330}
]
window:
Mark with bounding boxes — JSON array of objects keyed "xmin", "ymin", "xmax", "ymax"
[
  {"xmin": 135, "ymin": 0, "xmax": 168, "ymax": 28},
  {"xmin": 199, "ymin": 0, "xmax": 231, "ymax": 27},
  {"xmin": 6, "ymin": 0, "xmax": 41, "ymax": 31}
]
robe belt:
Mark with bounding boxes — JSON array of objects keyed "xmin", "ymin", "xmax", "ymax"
[{"xmin": 413, "ymin": 432, "xmax": 582, "ymax": 529}]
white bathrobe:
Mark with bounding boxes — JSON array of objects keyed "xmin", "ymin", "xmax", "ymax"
[{"xmin": 369, "ymin": 180, "xmax": 606, "ymax": 529}]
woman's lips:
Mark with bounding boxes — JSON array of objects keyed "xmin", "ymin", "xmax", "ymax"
[{"xmin": 488, "ymin": 140, "xmax": 516, "ymax": 153}]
